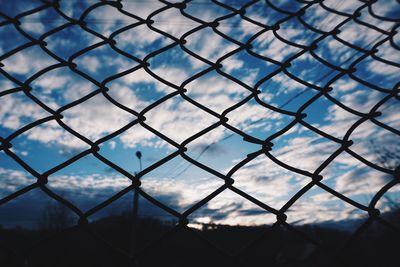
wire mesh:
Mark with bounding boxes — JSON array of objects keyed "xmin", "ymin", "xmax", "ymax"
[{"xmin": 0, "ymin": 0, "xmax": 399, "ymax": 266}]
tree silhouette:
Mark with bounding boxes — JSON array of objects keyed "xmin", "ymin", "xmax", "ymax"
[{"xmin": 39, "ymin": 200, "xmax": 74, "ymax": 231}]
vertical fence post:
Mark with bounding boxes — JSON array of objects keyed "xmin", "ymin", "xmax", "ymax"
[{"xmin": 131, "ymin": 151, "xmax": 142, "ymax": 265}]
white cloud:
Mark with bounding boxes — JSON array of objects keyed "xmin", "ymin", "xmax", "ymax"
[
  {"xmin": 252, "ymin": 30, "xmax": 301, "ymax": 62},
  {"xmin": 334, "ymin": 166, "xmax": 392, "ymax": 205},
  {"xmin": 84, "ymin": 4, "xmax": 138, "ymax": 37},
  {"xmin": 0, "ymin": 92, "xmax": 49, "ymax": 130},
  {"xmin": 114, "ymin": 24, "xmax": 169, "ymax": 58},
  {"xmin": 61, "ymin": 93, "xmax": 135, "ymax": 141},
  {"xmin": 1, "ymin": 46, "xmax": 57, "ymax": 77},
  {"xmin": 151, "ymin": 7, "xmax": 201, "ymax": 38},
  {"xmin": 366, "ymin": 58, "xmax": 399, "ymax": 80},
  {"xmin": 0, "ymin": 167, "xmax": 36, "ymax": 198},
  {"xmin": 108, "ymin": 140, "xmax": 116, "ymax": 150},
  {"xmin": 185, "ymin": 27, "xmax": 240, "ymax": 68},
  {"xmin": 25, "ymin": 120, "xmax": 89, "ymax": 149},
  {"xmin": 370, "ymin": 0, "xmax": 400, "ymax": 18}
]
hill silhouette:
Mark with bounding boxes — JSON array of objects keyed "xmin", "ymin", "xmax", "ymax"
[{"xmin": 1, "ymin": 209, "xmax": 399, "ymax": 267}]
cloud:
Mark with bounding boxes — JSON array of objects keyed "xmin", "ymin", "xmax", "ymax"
[
  {"xmin": 332, "ymin": 165, "xmax": 395, "ymax": 207},
  {"xmin": 0, "ymin": 167, "xmax": 35, "ymax": 198},
  {"xmin": 84, "ymin": 4, "xmax": 138, "ymax": 37},
  {"xmin": 1, "ymin": 0, "xmax": 399, "ymax": 228},
  {"xmin": 25, "ymin": 120, "xmax": 90, "ymax": 150},
  {"xmin": 61, "ymin": 93, "xmax": 136, "ymax": 141},
  {"xmin": 252, "ymin": 30, "xmax": 301, "ymax": 62},
  {"xmin": 184, "ymin": 27, "xmax": 240, "ymax": 68},
  {"xmin": 0, "ymin": 92, "xmax": 49, "ymax": 132},
  {"xmin": 370, "ymin": 0, "xmax": 400, "ymax": 19},
  {"xmin": 1, "ymin": 46, "xmax": 57, "ymax": 78}
]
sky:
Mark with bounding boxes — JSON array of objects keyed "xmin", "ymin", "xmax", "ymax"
[{"xmin": 0, "ymin": 0, "xmax": 399, "ymax": 230}]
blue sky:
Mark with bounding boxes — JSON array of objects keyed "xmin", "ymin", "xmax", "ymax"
[{"xmin": 0, "ymin": 0, "xmax": 399, "ymax": 229}]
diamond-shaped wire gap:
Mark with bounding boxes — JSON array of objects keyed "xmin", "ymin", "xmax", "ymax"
[
  {"xmin": 231, "ymin": 153, "xmax": 311, "ymax": 211},
  {"xmin": 277, "ymin": 16, "xmax": 322, "ymax": 47},
  {"xmin": 0, "ymin": 91, "xmax": 52, "ymax": 137},
  {"xmin": 283, "ymin": 185, "xmax": 368, "ymax": 266},
  {"xmin": 150, "ymin": 4, "xmax": 202, "ymax": 39},
  {"xmin": 45, "ymin": 153, "xmax": 131, "ymax": 213},
  {"xmin": 86, "ymin": 189, "xmax": 178, "ymax": 257},
  {"xmin": 250, "ymin": 29, "xmax": 302, "ymax": 63},
  {"xmin": 0, "ymin": 0, "xmax": 44, "ymax": 18},
  {"xmin": 214, "ymin": 13, "xmax": 264, "ymax": 44},
  {"xmin": 83, "ymin": 3, "xmax": 139, "ymax": 37},
  {"xmin": 98, "ymin": 123, "xmax": 176, "ymax": 173},
  {"xmin": 351, "ymin": 56, "xmax": 399, "ymax": 90},
  {"xmin": 0, "ymin": 24, "xmax": 31, "ymax": 55},
  {"xmin": 327, "ymin": 76, "xmax": 389, "ymax": 114},
  {"xmin": 183, "ymin": 26, "xmax": 240, "ymax": 69},
  {"xmin": 219, "ymin": 49, "xmax": 281, "ymax": 88},
  {"xmin": 286, "ymin": 181, "xmax": 368, "ymax": 229},
  {"xmin": 224, "ymin": 96, "xmax": 293, "ymax": 140},
  {"xmin": 105, "ymin": 68, "xmax": 172, "ymax": 111},
  {"xmin": 336, "ymin": 20, "xmax": 387, "ymax": 51},
  {"xmin": 186, "ymin": 188, "xmax": 277, "ymax": 253},
  {"xmin": 121, "ymin": 1, "xmax": 164, "ymax": 19},
  {"xmin": 312, "ymin": 35, "xmax": 364, "ymax": 69},
  {"xmin": 184, "ymin": 126, "xmax": 259, "ymax": 175},
  {"xmin": 373, "ymin": 96, "xmax": 400, "ymax": 133},
  {"xmin": 268, "ymin": 122, "xmax": 341, "ymax": 173},
  {"xmin": 301, "ymin": 92, "xmax": 361, "ymax": 140},
  {"xmin": 318, "ymin": 151, "xmax": 393, "ymax": 208},
  {"xmin": 323, "ymin": 0, "xmax": 366, "ymax": 15},
  {"xmin": 18, "ymin": 6, "xmax": 68, "ymax": 39},
  {"xmin": 60, "ymin": 92, "xmax": 137, "ymax": 142},
  {"xmin": 359, "ymin": 5, "xmax": 398, "ymax": 31},
  {"xmin": 373, "ymin": 40, "xmax": 400, "ymax": 66},
  {"xmin": 44, "ymin": 24, "xmax": 103, "ymax": 61},
  {"xmin": 269, "ymin": 0, "xmax": 307, "ymax": 13},
  {"xmin": 147, "ymin": 44, "xmax": 210, "ymax": 86},
  {"xmin": 184, "ymin": 69, "xmax": 251, "ymax": 114},
  {"xmin": 257, "ymin": 72, "xmax": 318, "ymax": 112},
  {"xmin": 142, "ymin": 94, "xmax": 219, "ymax": 144},
  {"xmin": 57, "ymin": 0, "xmax": 96, "ymax": 21},
  {"xmin": 242, "ymin": 1, "xmax": 289, "ymax": 27},
  {"xmin": 140, "ymin": 155, "xmax": 225, "ymax": 214},
  {"xmin": 72, "ymin": 44, "xmax": 140, "ymax": 82},
  {"xmin": 183, "ymin": 0, "xmax": 232, "ymax": 23},
  {"xmin": 301, "ymin": 3, "xmax": 349, "ymax": 33},
  {"xmin": 8, "ymin": 120, "xmax": 89, "ymax": 174},
  {"xmin": 1, "ymin": 46, "xmax": 59, "ymax": 81},
  {"xmin": 29, "ymin": 66, "xmax": 98, "ymax": 110},
  {"xmin": 286, "ymin": 51, "xmax": 340, "ymax": 88},
  {"xmin": 348, "ymin": 119, "xmax": 399, "ymax": 170},
  {"xmin": 113, "ymin": 23, "xmax": 172, "ymax": 60},
  {"xmin": 370, "ymin": 0, "xmax": 400, "ymax": 20}
]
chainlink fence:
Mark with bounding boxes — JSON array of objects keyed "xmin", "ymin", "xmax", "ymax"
[{"xmin": 0, "ymin": 0, "xmax": 399, "ymax": 266}]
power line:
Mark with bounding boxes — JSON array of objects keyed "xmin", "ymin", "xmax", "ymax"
[{"xmin": 160, "ymin": 27, "xmax": 393, "ymax": 179}]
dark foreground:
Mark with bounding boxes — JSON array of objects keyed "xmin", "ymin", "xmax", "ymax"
[{"xmin": 1, "ymin": 212, "xmax": 399, "ymax": 267}]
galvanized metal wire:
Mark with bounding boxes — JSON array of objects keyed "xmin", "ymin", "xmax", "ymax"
[{"xmin": 0, "ymin": 0, "xmax": 399, "ymax": 266}]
